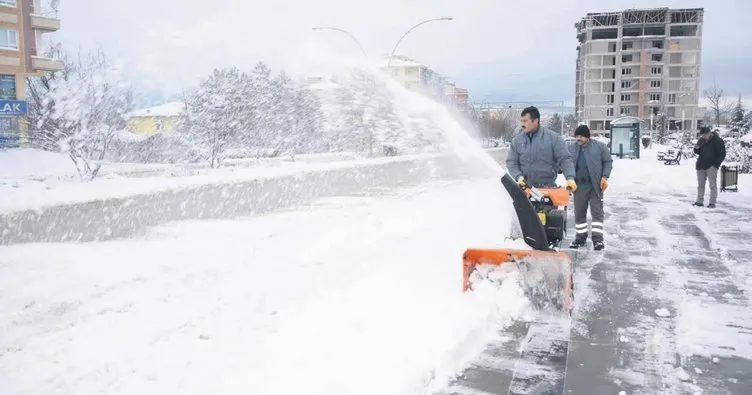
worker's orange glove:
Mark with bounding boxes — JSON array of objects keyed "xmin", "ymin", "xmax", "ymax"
[
  {"xmin": 600, "ymin": 177, "xmax": 608, "ymax": 191},
  {"xmin": 566, "ymin": 179, "xmax": 577, "ymax": 192}
]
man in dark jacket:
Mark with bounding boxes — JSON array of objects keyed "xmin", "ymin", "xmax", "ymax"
[
  {"xmin": 693, "ymin": 127, "xmax": 726, "ymax": 208},
  {"xmin": 567, "ymin": 125, "xmax": 613, "ymax": 251},
  {"xmin": 506, "ymin": 106, "xmax": 577, "ymax": 190}
]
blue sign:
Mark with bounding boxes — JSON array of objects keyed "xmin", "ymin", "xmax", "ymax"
[{"xmin": 0, "ymin": 100, "xmax": 27, "ymax": 117}]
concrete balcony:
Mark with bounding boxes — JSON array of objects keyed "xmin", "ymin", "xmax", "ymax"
[
  {"xmin": 31, "ymin": 55, "xmax": 63, "ymax": 71},
  {"xmin": 0, "ymin": 54, "xmax": 20, "ymax": 67},
  {"xmin": 0, "ymin": 11, "xmax": 18, "ymax": 24},
  {"xmin": 30, "ymin": 13, "xmax": 60, "ymax": 32}
]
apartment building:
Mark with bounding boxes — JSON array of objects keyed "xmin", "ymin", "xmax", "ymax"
[
  {"xmin": 443, "ymin": 82, "xmax": 469, "ymax": 110},
  {"xmin": 386, "ymin": 54, "xmax": 470, "ymax": 110},
  {"xmin": 0, "ymin": 0, "xmax": 62, "ymax": 147},
  {"xmin": 387, "ymin": 54, "xmax": 446, "ymax": 99},
  {"xmin": 574, "ymin": 8, "xmax": 703, "ymax": 133}
]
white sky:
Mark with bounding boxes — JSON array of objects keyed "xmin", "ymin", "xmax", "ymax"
[{"xmin": 49, "ymin": 0, "xmax": 751, "ymax": 106}]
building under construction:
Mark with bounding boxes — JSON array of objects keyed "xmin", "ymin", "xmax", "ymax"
[{"xmin": 574, "ymin": 8, "xmax": 704, "ymax": 133}]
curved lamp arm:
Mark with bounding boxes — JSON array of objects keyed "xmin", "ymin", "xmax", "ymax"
[{"xmin": 387, "ymin": 17, "xmax": 452, "ymax": 68}]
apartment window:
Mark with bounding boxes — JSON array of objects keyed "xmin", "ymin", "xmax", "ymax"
[
  {"xmin": 621, "ymin": 68, "xmax": 632, "ymax": 75},
  {"xmin": 651, "ymin": 66, "xmax": 663, "ymax": 75},
  {"xmin": 668, "ymin": 93, "xmax": 677, "ymax": 103},
  {"xmin": 650, "ymin": 80, "xmax": 661, "ymax": 88},
  {"xmin": 622, "ymin": 41, "xmax": 633, "ymax": 50},
  {"xmin": 0, "ymin": 0, "xmax": 16, "ymax": 7},
  {"xmin": 606, "ymin": 107, "xmax": 614, "ymax": 116},
  {"xmin": 622, "ymin": 54, "xmax": 633, "ymax": 63},
  {"xmin": 0, "ymin": 74, "xmax": 15, "ymax": 99},
  {"xmin": 0, "ymin": 28, "xmax": 18, "ymax": 50},
  {"xmin": 607, "ymin": 94, "xmax": 615, "ymax": 104},
  {"xmin": 652, "ymin": 40, "xmax": 663, "ymax": 49},
  {"xmin": 620, "ymin": 107, "xmax": 631, "ymax": 115},
  {"xmin": 621, "ymin": 80, "xmax": 632, "ymax": 89},
  {"xmin": 621, "ymin": 94, "xmax": 631, "ymax": 101},
  {"xmin": 649, "ymin": 93, "xmax": 661, "ymax": 101},
  {"xmin": 651, "ymin": 53, "xmax": 663, "ymax": 62}
]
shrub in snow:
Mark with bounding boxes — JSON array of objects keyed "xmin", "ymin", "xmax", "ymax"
[
  {"xmin": 724, "ymin": 138, "xmax": 751, "ymax": 173},
  {"xmin": 641, "ymin": 136, "xmax": 651, "ymax": 149},
  {"xmin": 106, "ymin": 132, "xmax": 203, "ymax": 164},
  {"xmin": 174, "ymin": 62, "xmax": 447, "ymax": 167},
  {"xmin": 309, "ymin": 66, "xmax": 440, "ymax": 156},
  {"xmin": 728, "ymin": 97, "xmax": 749, "ymax": 136},
  {"xmin": 175, "ymin": 63, "xmax": 332, "ymax": 167}
]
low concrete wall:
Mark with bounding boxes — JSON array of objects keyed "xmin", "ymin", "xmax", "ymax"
[{"xmin": 0, "ymin": 149, "xmax": 509, "ymax": 246}]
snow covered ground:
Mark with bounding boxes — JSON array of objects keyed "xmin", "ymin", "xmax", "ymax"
[
  {"xmin": 0, "ymin": 176, "xmax": 531, "ymax": 395},
  {"xmin": 1, "ymin": 144, "xmax": 751, "ymax": 395}
]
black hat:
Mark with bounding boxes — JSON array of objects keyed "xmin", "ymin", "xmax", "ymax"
[
  {"xmin": 574, "ymin": 124, "xmax": 590, "ymax": 138},
  {"xmin": 699, "ymin": 126, "xmax": 712, "ymax": 134}
]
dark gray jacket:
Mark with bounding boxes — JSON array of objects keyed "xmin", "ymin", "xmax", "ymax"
[
  {"xmin": 567, "ymin": 139, "xmax": 613, "ymax": 197},
  {"xmin": 506, "ymin": 126, "xmax": 575, "ymax": 187}
]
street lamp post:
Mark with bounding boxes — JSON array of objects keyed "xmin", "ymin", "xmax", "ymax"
[
  {"xmin": 387, "ymin": 17, "xmax": 453, "ymax": 68},
  {"xmin": 311, "ymin": 26, "xmax": 367, "ymax": 56}
]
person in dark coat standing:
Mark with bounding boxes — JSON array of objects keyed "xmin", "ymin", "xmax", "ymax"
[
  {"xmin": 693, "ymin": 126, "xmax": 726, "ymax": 208},
  {"xmin": 568, "ymin": 125, "xmax": 613, "ymax": 251}
]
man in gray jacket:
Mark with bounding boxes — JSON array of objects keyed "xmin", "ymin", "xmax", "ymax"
[
  {"xmin": 568, "ymin": 125, "xmax": 613, "ymax": 251},
  {"xmin": 506, "ymin": 106, "xmax": 577, "ymax": 190}
]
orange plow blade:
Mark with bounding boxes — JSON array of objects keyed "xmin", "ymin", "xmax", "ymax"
[{"xmin": 462, "ymin": 248, "xmax": 574, "ymax": 314}]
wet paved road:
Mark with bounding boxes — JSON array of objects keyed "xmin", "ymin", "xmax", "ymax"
[{"xmin": 439, "ymin": 157, "xmax": 752, "ymax": 395}]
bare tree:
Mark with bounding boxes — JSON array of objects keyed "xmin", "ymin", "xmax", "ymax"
[
  {"xmin": 563, "ymin": 113, "xmax": 577, "ymax": 135},
  {"xmin": 27, "ymin": 43, "xmax": 134, "ymax": 180},
  {"xmin": 703, "ymin": 84, "xmax": 730, "ymax": 127},
  {"xmin": 25, "ymin": 43, "xmax": 76, "ymax": 150},
  {"xmin": 547, "ymin": 113, "xmax": 562, "ymax": 134},
  {"xmin": 496, "ymin": 108, "xmax": 519, "ymax": 141}
]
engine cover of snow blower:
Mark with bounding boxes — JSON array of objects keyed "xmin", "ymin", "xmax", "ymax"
[{"xmin": 462, "ymin": 173, "xmax": 574, "ymax": 315}]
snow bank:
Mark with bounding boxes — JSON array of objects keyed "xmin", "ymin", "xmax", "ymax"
[
  {"xmin": 610, "ymin": 147, "xmax": 752, "ymax": 200},
  {"xmin": 0, "ymin": 150, "xmax": 504, "ymax": 216},
  {"xmin": 0, "ymin": 148, "xmax": 77, "ymax": 180},
  {"xmin": 0, "ymin": 150, "xmax": 506, "ymax": 245}
]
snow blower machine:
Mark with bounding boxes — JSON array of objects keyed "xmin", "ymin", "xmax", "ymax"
[{"xmin": 462, "ymin": 173, "xmax": 574, "ymax": 315}]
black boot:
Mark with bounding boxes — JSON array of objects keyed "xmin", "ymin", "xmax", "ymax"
[
  {"xmin": 593, "ymin": 239, "xmax": 605, "ymax": 251},
  {"xmin": 569, "ymin": 237, "xmax": 587, "ymax": 249}
]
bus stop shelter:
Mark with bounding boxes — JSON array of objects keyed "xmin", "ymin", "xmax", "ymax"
[{"xmin": 609, "ymin": 116, "xmax": 642, "ymax": 159}]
